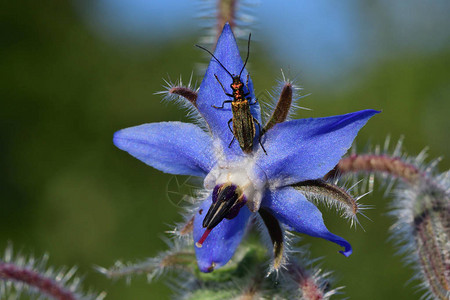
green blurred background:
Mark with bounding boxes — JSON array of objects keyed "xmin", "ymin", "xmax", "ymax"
[{"xmin": 1, "ymin": 1, "xmax": 448, "ymax": 299}]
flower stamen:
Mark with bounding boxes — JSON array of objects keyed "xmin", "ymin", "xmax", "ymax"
[
  {"xmin": 196, "ymin": 183, "xmax": 247, "ymax": 246},
  {"xmin": 196, "ymin": 229, "xmax": 213, "ymax": 248}
]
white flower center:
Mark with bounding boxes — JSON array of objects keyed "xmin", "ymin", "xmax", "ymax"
[{"xmin": 204, "ymin": 156, "xmax": 267, "ymax": 212}]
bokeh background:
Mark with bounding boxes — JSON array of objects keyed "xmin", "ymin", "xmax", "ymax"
[{"xmin": 1, "ymin": 0, "xmax": 449, "ymax": 299}]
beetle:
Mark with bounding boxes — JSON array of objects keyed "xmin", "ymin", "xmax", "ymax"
[{"xmin": 196, "ymin": 34, "xmax": 267, "ymax": 155}]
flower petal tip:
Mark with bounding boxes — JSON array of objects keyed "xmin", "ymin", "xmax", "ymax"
[
  {"xmin": 357, "ymin": 109, "xmax": 381, "ymax": 121},
  {"xmin": 198, "ymin": 261, "xmax": 216, "ymax": 273},
  {"xmin": 219, "ymin": 23, "xmax": 233, "ymax": 40},
  {"xmin": 111, "ymin": 129, "xmax": 132, "ymax": 151},
  {"xmin": 339, "ymin": 250, "xmax": 352, "ymax": 257},
  {"xmin": 352, "ymin": 108, "xmax": 381, "ymax": 119},
  {"xmin": 112, "ymin": 129, "xmax": 129, "ymax": 151},
  {"xmin": 367, "ymin": 109, "xmax": 381, "ymax": 115},
  {"xmin": 339, "ymin": 245, "xmax": 353, "ymax": 257}
]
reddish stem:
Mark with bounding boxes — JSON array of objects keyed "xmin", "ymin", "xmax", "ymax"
[
  {"xmin": 217, "ymin": 0, "xmax": 237, "ymax": 42},
  {"xmin": 0, "ymin": 262, "xmax": 76, "ymax": 300},
  {"xmin": 325, "ymin": 154, "xmax": 421, "ymax": 184}
]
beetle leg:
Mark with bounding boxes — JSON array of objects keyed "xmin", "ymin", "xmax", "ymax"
[
  {"xmin": 253, "ymin": 117, "xmax": 267, "ymax": 155},
  {"xmin": 227, "ymin": 118, "xmax": 234, "ymax": 134},
  {"xmin": 228, "ymin": 137, "xmax": 236, "ymax": 148},
  {"xmin": 212, "ymin": 100, "xmax": 233, "ymax": 109},
  {"xmin": 227, "ymin": 119, "xmax": 235, "ymax": 148}
]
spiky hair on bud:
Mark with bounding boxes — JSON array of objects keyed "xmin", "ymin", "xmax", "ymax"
[
  {"xmin": 156, "ymin": 75, "xmax": 198, "ymax": 108},
  {"xmin": 171, "ymin": 241, "xmax": 342, "ymax": 300},
  {"xmin": 165, "ymin": 185, "xmax": 211, "ymax": 239},
  {"xmin": 0, "ymin": 243, "xmax": 105, "ymax": 300},
  {"xmin": 197, "ymin": 0, "xmax": 257, "ymax": 48},
  {"xmin": 324, "ymin": 136, "xmax": 436, "ymax": 195},
  {"xmin": 292, "ymin": 179, "xmax": 371, "ymax": 229},
  {"xmin": 157, "ymin": 77, "xmax": 198, "ymax": 110},
  {"xmin": 328, "ymin": 136, "xmax": 449, "ymax": 298},
  {"xmin": 169, "ymin": 216, "xmax": 195, "ymax": 238},
  {"xmin": 256, "ymin": 237, "xmax": 343, "ymax": 300},
  {"xmin": 100, "ymin": 226, "xmax": 345, "ymax": 299},
  {"xmin": 389, "ymin": 168, "xmax": 449, "ymax": 300},
  {"xmin": 262, "ymin": 70, "xmax": 310, "ymax": 131},
  {"xmin": 156, "ymin": 76, "xmax": 221, "ymax": 146},
  {"xmin": 283, "ymin": 257, "xmax": 342, "ymax": 300}
]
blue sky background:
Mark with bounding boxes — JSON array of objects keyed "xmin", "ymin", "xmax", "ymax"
[{"xmin": 78, "ymin": 0, "xmax": 449, "ymax": 83}]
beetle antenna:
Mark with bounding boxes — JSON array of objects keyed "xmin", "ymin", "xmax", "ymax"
[
  {"xmin": 195, "ymin": 45, "xmax": 233, "ymax": 79},
  {"xmin": 239, "ymin": 33, "xmax": 251, "ymax": 78}
]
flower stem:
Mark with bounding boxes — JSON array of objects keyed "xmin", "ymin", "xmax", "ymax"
[
  {"xmin": 100, "ymin": 249, "xmax": 195, "ymax": 281},
  {"xmin": 410, "ymin": 183, "xmax": 450, "ymax": 299},
  {"xmin": 335, "ymin": 149, "xmax": 449, "ymax": 298},
  {"xmin": 217, "ymin": 0, "xmax": 238, "ymax": 40},
  {"xmin": 325, "ymin": 154, "xmax": 421, "ymax": 184},
  {"xmin": 0, "ymin": 262, "xmax": 76, "ymax": 300}
]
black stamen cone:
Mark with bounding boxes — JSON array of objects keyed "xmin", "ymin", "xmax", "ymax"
[{"xmin": 203, "ymin": 184, "xmax": 242, "ymax": 229}]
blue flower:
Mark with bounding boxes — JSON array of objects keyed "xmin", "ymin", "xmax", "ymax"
[{"xmin": 113, "ymin": 24, "xmax": 379, "ymax": 273}]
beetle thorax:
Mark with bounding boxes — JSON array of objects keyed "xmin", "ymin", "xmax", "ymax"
[{"xmin": 230, "ymin": 77, "xmax": 245, "ymax": 100}]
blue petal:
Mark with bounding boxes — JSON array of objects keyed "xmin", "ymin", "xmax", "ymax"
[
  {"xmin": 262, "ymin": 187, "xmax": 352, "ymax": 257},
  {"xmin": 194, "ymin": 195, "xmax": 252, "ymax": 272},
  {"xmin": 256, "ymin": 109, "xmax": 379, "ymax": 185},
  {"xmin": 196, "ymin": 23, "xmax": 261, "ymax": 158},
  {"xmin": 114, "ymin": 122, "xmax": 215, "ymax": 177}
]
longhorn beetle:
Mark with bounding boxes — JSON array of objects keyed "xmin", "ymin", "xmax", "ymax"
[{"xmin": 196, "ymin": 34, "xmax": 267, "ymax": 155}]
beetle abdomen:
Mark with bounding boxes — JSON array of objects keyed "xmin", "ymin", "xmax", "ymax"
[{"xmin": 232, "ymin": 100, "xmax": 255, "ymax": 153}]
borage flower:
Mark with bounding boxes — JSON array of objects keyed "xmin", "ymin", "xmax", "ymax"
[{"xmin": 113, "ymin": 24, "xmax": 379, "ymax": 273}]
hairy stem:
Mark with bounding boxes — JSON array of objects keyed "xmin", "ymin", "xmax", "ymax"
[
  {"xmin": 325, "ymin": 154, "xmax": 421, "ymax": 184},
  {"xmin": 0, "ymin": 262, "xmax": 76, "ymax": 300},
  {"xmin": 411, "ymin": 184, "xmax": 450, "ymax": 299},
  {"xmin": 101, "ymin": 250, "xmax": 195, "ymax": 280},
  {"xmin": 217, "ymin": 0, "xmax": 238, "ymax": 41}
]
